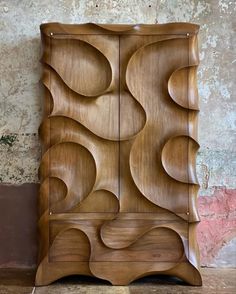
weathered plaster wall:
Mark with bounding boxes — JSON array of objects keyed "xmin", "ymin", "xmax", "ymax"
[{"xmin": 0, "ymin": 0, "xmax": 235, "ymax": 267}]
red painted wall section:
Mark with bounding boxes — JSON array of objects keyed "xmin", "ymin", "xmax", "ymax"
[{"xmin": 197, "ymin": 188, "xmax": 236, "ymax": 266}]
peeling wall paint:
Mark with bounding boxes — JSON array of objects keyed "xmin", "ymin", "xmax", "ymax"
[
  {"xmin": 198, "ymin": 188, "xmax": 236, "ymax": 267},
  {"xmin": 0, "ymin": 0, "xmax": 235, "ymax": 268}
]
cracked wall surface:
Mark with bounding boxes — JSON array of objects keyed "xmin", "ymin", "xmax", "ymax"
[{"xmin": 0, "ymin": 0, "xmax": 235, "ymax": 268}]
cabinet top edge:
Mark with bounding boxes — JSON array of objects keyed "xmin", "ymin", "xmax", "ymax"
[{"xmin": 40, "ymin": 22, "xmax": 200, "ymax": 36}]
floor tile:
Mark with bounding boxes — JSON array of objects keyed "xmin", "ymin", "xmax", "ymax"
[{"xmin": 1, "ymin": 268, "xmax": 236, "ymax": 294}]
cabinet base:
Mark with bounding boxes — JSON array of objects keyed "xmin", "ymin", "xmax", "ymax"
[{"xmin": 35, "ymin": 258, "xmax": 202, "ymax": 286}]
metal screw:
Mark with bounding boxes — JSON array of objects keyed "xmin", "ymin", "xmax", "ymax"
[
  {"xmin": 186, "ymin": 212, "xmax": 190, "ymax": 215},
  {"xmin": 186, "ymin": 33, "xmax": 190, "ymax": 37},
  {"xmin": 50, "ymin": 32, "xmax": 53, "ymax": 36}
]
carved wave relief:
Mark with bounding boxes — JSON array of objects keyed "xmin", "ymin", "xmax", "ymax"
[{"xmin": 36, "ymin": 23, "xmax": 201, "ymax": 286}]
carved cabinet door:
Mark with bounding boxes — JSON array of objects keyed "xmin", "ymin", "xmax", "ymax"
[{"xmin": 36, "ymin": 23, "xmax": 202, "ymax": 286}]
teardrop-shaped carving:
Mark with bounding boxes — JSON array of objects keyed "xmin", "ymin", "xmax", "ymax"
[{"xmin": 44, "ymin": 38, "xmax": 112, "ymax": 96}]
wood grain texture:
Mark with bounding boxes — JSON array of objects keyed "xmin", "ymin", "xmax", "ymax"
[{"xmin": 36, "ymin": 22, "xmax": 202, "ymax": 286}]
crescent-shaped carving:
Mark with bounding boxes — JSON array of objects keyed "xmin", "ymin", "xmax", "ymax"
[
  {"xmin": 126, "ymin": 38, "xmax": 190, "ymax": 112},
  {"xmin": 39, "ymin": 142, "xmax": 97, "ymax": 213},
  {"xmin": 39, "ymin": 116, "xmax": 119, "ymax": 198},
  {"xmin": 168, "ymin": 66, "xmax": 199, "ymax": 110},
  {"xmin": 129, "ymin": 133, "xmax": 190, "ymax": 221},
  {"xmin": 161, "ymin": 135, "xmax": 200, "ymax": 184}
]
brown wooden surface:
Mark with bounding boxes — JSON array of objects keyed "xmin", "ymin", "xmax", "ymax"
[
  {"xmin": 2, "ymin": 268, "xmax": 236, "ymax": 293},
  {"xmin": 36, "ymin": 22, "xmax": 201, "ymax": 286}
]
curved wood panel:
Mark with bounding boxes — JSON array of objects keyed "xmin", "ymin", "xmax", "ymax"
[
  {"xmin": 71, "ymin": 190, "xmax": 120, "ymax": 213},
  {"xmin": 168, "ymin": 66, "xmax": 199, "ymax": 110},
  {"xmin": 161, "ymin": 135, "xmax": 199, "ymax": 184},
  {"xmin": 41, "ymin": 65, "xmax": 119, "ymax": 141},
  {"xmin": 36, "ymin": 22, "xmax": 202, "ymax": 287},
  {"xmin": 40, "ymin": 22, "xmax": 199, "ymax": 36},
  {"xmin": 39, "ymin": 142, "xmax": 97, "ymax": 213},
  {"xmin": 43, "ymin": 38, "xmax": 112, "ymax": 97},
  {"xmin": 49, "ymin": 228, "xmax": 90, "ymax": 262}
]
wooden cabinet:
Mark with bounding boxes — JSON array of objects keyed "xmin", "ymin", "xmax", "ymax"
[{"xmin": 36, "ymin": 22, "xmax": 202, "ymax": 286}]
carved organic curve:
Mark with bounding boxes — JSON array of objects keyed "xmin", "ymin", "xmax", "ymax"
[
  {"xmin": 126, "ymin": 38, "xmax": 194, "ymax": 114},
  {"xmin": 49, "ymin": 228, "xmax": 91, "ymax": 262},
  {"xmin": 39, "ymin": 116, "xmax": 119, "ymax": 198},
  {"xmin": 42, "ymin": 38, "xmax": 113, "ymax": 97},
  {"xmin": 39, "ymin": 176, "xmax": 67, "ymax": 216},
  {"xmin": 40, "ymin": 22, "xmax": 199, "ymax": 36},
  {"xmin": 126, "ymin": 37, "xmax": 200, "ymax": 219},
  {"xmin": 41, "ymin": 65, "xmax": 119, "ymax": 141},
  {"xmin": 100, "ymin": 219, "xmax": 186, "ymax": 251},
  {"xmin": 168, "ymin": 65, "xmax": 199, "ymax": 110},
  {"xmin": 161, "ymin": 135, "xmax": 200, "ymax": 184},
  {"xmin": 98, "ymin": 226, "xmax": 185, "ymax": 263},
  {"xmin": 72, "ymin": 189, "xmax": 120, "ymax": 213},
  {"xmin": 119, "ymin": 89, "xmax": 147, "ymax": 140},
  {"xmin": 42, "ymin": 64, "xmax": 146, "ymax": 141},
  {"xmin": 121, "ymin": 37, "xmax": 189, "ymax": 140},
  {"xmin": 40, "ymin": 142, "xmax": 97, "ymax": 213},
  {"xmin": 91, "ymin": 223, "xmax": 201, "ymax": 285}
]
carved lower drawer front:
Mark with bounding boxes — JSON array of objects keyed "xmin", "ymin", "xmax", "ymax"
[{"xmin": 36, "ymin": 22, "xmax": 202, "ymax": 286}]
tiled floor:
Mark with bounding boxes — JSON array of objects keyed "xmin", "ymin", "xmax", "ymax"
[{"xmin": 0, "ymin": 268, "xmax": 235, "ymax": 294}]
